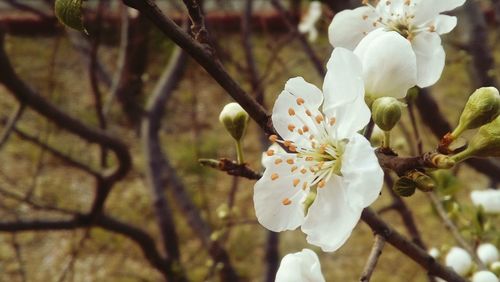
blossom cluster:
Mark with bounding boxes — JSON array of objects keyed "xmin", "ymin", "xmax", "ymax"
[{"xmin": 252, "ymin": 0, "xmax": 469, "ymax": 280}]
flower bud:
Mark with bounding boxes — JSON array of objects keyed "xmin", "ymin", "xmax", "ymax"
[
  {"xmin": 472, "ymin": 271, "xmax": 499, "ymax": 282},
  {"xmin": 219, "ymin": 103, "xmax": 249, "ymax": 141},
  {"xmin": 429, "ymin": 247, "xmax": 440, "ymax": 259},
  {"xmin": 491, "ymin": 261, "xmax": 500, "ymax": 276},
  {"xmin": 445, "ymin": 247, "xmax": 472, "ymax": 276},
  {"xmin": 477, "ymin": 243, "xmax": 499, "ymax": 266},
  {"xmin": 452, "ymin": 116, "xmax": 500, "ymax": 162},
  {"xmin": 393, "ymin": 177, "xmax": 416, "ymax": 197},
  {"xmin": 371, "ymin": 97, "xmax": 403, "ymax": 131},
  {"xmin": 452, "ymin": 87, "xmax": 500, "ymax": 139},
  {"xmin": 408, "ymin": 171, "xmax": 436, "ymax": 192},
  {"xmin": 55, "ymin": 0, "xmax": 87, "ymax": 33}
]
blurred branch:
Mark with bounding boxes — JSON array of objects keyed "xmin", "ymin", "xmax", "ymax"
[
  {"xmin": 0, "ymin": 102, "xmax": 24, "ymax": 150},
  {"xmin": 199, "ymin": 158, "xmax": 261, "ymax": 180},
  {"xmin": 361, "ymin": 208, "xmax": 466, "ymax": 282},
  {"xmin": 0, "ymin": 33, "xmax": 132, "ymax": 217},
  {"xmin": 360, "ymin": 234, "xmax": 385, "ymax": 282},
  {"xmin": 270, "ymin": 0, "xmax": 326, "ymax": 77},
  {"xmin": 122, "ymin": 0, "xmax": 273, "ymax": 136},
  {"xmin": 142, "ymin": 46, "xmax": 188, "ymax": 281},
  {"xmin": 426, "ymin": 192, "xmax": 486, "ymax": 269},
  {"xmin": 5, "ymin": 0, "xmax": 51, "ymax": 19}
]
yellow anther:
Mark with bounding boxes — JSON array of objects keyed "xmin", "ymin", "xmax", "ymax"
[
  {"xmin": 315, "ymin": 114, "xmax": 324, "ymax": 124},
  {"xmin": 318, "ymin": 180, "xmax": 326, "ymax": 188},
  {"xmin": 266, "ymin": 150, "xmax": 275, "ymax": 156},
  {"xmin": 269, "ymin": 135, "xmax": 278, "ymax": 142},
  {"xmin": 302, "ymin": 182, "xmax": 308, "ymax": 190},
  {"xmin": 298, "ymin": 129, "xmax": 304, "ymax": 135},
  {"xmin": 289, "ymin": 145, "xmax": 297, "ymax": 152},
  {"xmin": 286, "ymin": 159, "xmax": 294, "ymax": 165},
  {"xmin": 282, "ymin": 198, "xmax": 292, "ymax": 206},
  {"xmin": 284, "ymin": 140, "xmax": 292, "ymax": 147},
  {"xmin": 293, "ymin": 179, "xmax": 300, "ymax": 187},
  {"xmin": 296, "ymin": 97, "xmax": 305, "ymax": 105},
  {"xmin": 288, "ymin": 124, "xmax": 296, "ymax": 132},
  {"xmin": 288, "ymin": 108, "xmax": 296, "ymax": 116},
  {"xmin": 271, "ymin": 173, "xmax": 279, "ymax": 181},
  {"xmin": 362, "ymin": 15, "xmax": 368, "ymax": 20},
  {"xmin": 305, "ymin": 109, "xmax": 312, "ymax": 116},
  {"xmin": 274, "ymin": 159, "xmax": 283, "ymax": 165},
  {"xmin": 303, "ymin": 125, "xmax": 309, "ymax": 132},
  {"xmin": 428, "ymin": 25, "xmax": 436, "ymax": 32},
  {"xmin": 291, "ymin": 166, "xmax": 298, "ymax": 172},
  {"xmin": 305, "ymin": 156, "xmax": 314, "ymax": 161},
  {"xmin": 330, "ymin": 117, "xmax": 336, "ymax": 126},
  {"xmin": 300, "ymin": 168, "xmax": 307, "ymax": 174}
]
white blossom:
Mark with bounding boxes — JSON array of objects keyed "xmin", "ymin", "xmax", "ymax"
[
  {"xmin": 429, "ymin": 247, "xmax": 440, "ymax": 259},
  {"xmin": 445, "ymin": 247, "xmax": 472, "ymax": 276},
  {"xmin": 329, "ymin": 0, "xmax": 465, "ymax": 88},
  {"xmin": 471, "ymin": 190, "xmax": 500, "ymax": 213},
  {"xmin": 298, "ymin": 1, "xmax": 322, "ymax": 42},
  {"xmin": 275, "ymin": 249, "xmax": 325, "ymax": 282},
  {"xmin": 254, "ymin": 48, "xmax": 383, "ymax": 252},
  {"xmin": 477, "ymin": 244, "xmax": 500, "ymax": 266},
  {"xmin": 472, "ymin": 271, "xmax": 499, "ymax": 282}
]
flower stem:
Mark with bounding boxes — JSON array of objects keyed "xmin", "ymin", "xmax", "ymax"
[
  {"xmin": 383, "ymin": 131, "xmax": 391, "ymax": 148},
  {"xmin": 235, "ymin": 140, "xmax": 245, "ymax": 164},
  {"xmin": 450, "ymin": 148, "xmax": 473, "ymax": 163}
]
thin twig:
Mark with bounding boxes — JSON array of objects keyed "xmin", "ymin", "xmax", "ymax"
[
  {"xmin": 360, "ymin": 235, "xmax": 386, "ymax": 282},
  {"xmin": 0, "ymin": 103, "xmax": 25, "ymax": 150}
]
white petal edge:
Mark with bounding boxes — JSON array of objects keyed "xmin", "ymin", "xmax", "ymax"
[
  {"xmin": 411, "ymin": 31, "xmax": 446, "ymax": 88},
  {"xmin": 328, "ymin": 6, "xmax": 376, "ymax": 49},
  {"xmin": 302, "ymin": 176, "xmax": 362, "ymax": 252},
  {"xmin": 434, "ymin": 15, "xmax": 458, "ymax": 35},
  {"xmin": 354, "ymin": 29, "xmax": 417, "ymax": 98},
  {"xmin": 275, "ymin": 249, "xmax": 325, "ymax": 282},
  {"xmin": 341, "ymin": 133, "xmax": 384, "ymax": 209},
  {"xmin": 413, "ymin": 0, "xmax": 466, "ymax": 25}
]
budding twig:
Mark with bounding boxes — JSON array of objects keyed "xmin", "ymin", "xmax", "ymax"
[{"xmin": 360, "ymin": 234, "xmax": 386, "ymax": 282}]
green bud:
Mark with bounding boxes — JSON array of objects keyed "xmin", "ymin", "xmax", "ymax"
[
  {"xmin": 371, "ymin": 97, "xmax": 403, "ymax": 132},
  {"xmin": 451, "ymin": 87, "xmax": 500, "ymax": 138},
  {"xmin": 408, "ymin": 171, "xmax": 436, "ymax": 192},
  {"xmin": 54, "ymin": 0, "xmax": 88, "ymax": 34},
  {"xmin": 491, "ymin": 261, "xmax": 500, "ymax": 276},
  {"xmin": 393, "ymin": 177, "xmax": 417, "ymax": 197},
  {"xmin": 452, "ymin": 116, "xmax": 500, "ymax": 162},
  {"xmin": 219, "ymin": 103, "xmax": 249, "ymax": 142}
]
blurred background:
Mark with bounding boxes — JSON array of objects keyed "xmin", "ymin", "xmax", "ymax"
[{"xmin": 0, "ymin": 0, "xmax": 499, "ymax": 281}]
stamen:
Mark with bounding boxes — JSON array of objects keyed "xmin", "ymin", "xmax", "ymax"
[
  {"xmin": 289, "ymin": 145, "xmax": 297, "ymax": 152},
  {"xmin": 269, "ymin": 135, "xmax": 278, "ymax": 142},
  {"xmin": 282, "ymin": 198, "xmax": 292, "ymax": 205},
  {"xmin": 286, "ymin": 159, "xmax": 294, "ymax": 165},
  {"xmin": 271, "ymin": 173, "xmax": 279, "ymax": 181},
  {"xmin": 305, "ymin": 156, "xmax": 314, "ymax": 161},
  {"xmin": 302, "ymin": 182, "xmax": 308, "ymax": 190},
  {"xmin": 330, "ymin": 117, "xmax": 336, "ymax": 126},
  {"xmin": 362, "ymin": 15, "xmax": 368, "ymax": 20},
  {"xmin": 305, "ymin": 109, "xmax": 312, "ymax": 116},
  {"xmin": 428, "ymin": 25, "xmax": 436, "ymax": 32},
  {"xmin": 318, "ymin": 180, "xmax": 326, "ymax": 188},
  {"xmin": 315, "ymin": 114, "xmax": 324, "ymax": 124},
  {"xmin": 300, "ymin": 168, "xmax": 307, "ymax": 174},
  {"xmin": 290, "ymin": 166, "xmax": 298, "ymax": 172},
  {"xmin": 303, "ymin": 125, "xmax": 309, "ymax": 132},
  {"xmin": 266, "ymin": 150, "xmax": 275, "ymax": 156},
  {"xmin": 288, "ymin": 124, "xmax": 296, "ymax": 132},
  {"xmin": 298, "ymin": 129, "xmax": 304, "ymax": 135},
  {"xmin": 288, "ymin": 108, "xmax": 296, "ymax": 116},
  {"xmin": 296, "ymin": 98, "xmax": 305, "ymax": 105},
  {"xmin": 293, "ymin": 179, "xmax": 300, "ymax": 187},
  {"xmin": 274, "ymin": 159, "xmax": 283, "ymax": 165},
  {"xmin": 284, "ymin": 140, "xmax": 292, "ymax": 147}
]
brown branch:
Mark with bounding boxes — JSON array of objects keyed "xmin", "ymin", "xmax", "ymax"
[
  {"xmin": 122, "ymin": 0, "xmax": 272, "ymax": 136},
  {"xmin": 0, "ymin": 102, "xmax": 24, "ymax": 150},
  {"xmin": 361, "ymin": 208, "xmax": 466, "ymax": 282},
  {"xmin": 142, "ymin": 46, "xmax": 188, "ymax": 281},
  {"xmin": 360, "ymin": 235, "xmax": 386, "ymax": 282},
  {"xmin": 199, "ymin": 158, "xmax": 261, "ymax": 180}
]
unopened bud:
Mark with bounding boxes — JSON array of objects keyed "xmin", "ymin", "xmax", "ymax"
[
  {"xmin": 372, "ymin": 97, "xmax": 403, "ymax": 132},
  {"xmin": 430, "ymin": 153, "xmax": 456, "ymax": 169},
  {"xmin": 408, "ymin": 171, "xmax": 435, "ymax": 192},
  {"xmin": 219, "ymin": 103, "xmax": 249, "ymax": 141},
  {"xmin": 452, "ymin": 87, "xmax": 500, "ymax": 139},
  {"xmin": 393, "ymin": 177, "xmax": 416, "ymax": 197},
  {"xmin": 452, "ymin": 116, "xmax": 500, "ymax": 162},
  {"xmin": 55, "ymin": 0, "xmax": 88, "ymax": 33}
]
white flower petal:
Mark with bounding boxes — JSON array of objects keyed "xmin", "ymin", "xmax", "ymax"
[
  {"xmin": 275, "ymin": 249, "xmax": 325, "ymax": 282},
  {"xmin": 262, "ymin": 143, "xmax": 285, "ymax": 168},
  {"xmin": 328, "ymin": 6, "xmax": 377, "ymax": 49},
  {"xmin": 477, "ymin": 243, "xmax": 499, "ymax": 265},
  {"xmin": 341, "ymin": 133, "xmax": 384, "ymax": 209},
  {"xmin": 323, "ymin": 48, "xmax": 369, "ymax": 138},
  {"xmin": 471, "ymin": 190, "xmax": 500, "ymax": 213},
  {"xmin": 413, "ymin": 0, "xmax": 466, "ymax": 25},
  {"xmin": 302, "ymin": 176, "xmax": 362, "ymax": 252},
  {"xmin": 354, "ymin": 29, "xmax": 417, "ymax": 98},
  {"xmin": 472, "ymin": 271, "xmax": 499, "ymax": 282},
  {"xmin": 272, "ymin": 77, "xmax": 324, "ymax": 145},
  {"xmin": 254, "ymin": 154, "xmax": 314, "ymax": 232},
  {"xmin": 434, "ymin": 15, "xmax": 458, "ymax": 35},
  {"xmin": 445, "ymin": 247, "xmax": 472, "ymax": 276},
  {"xmin": 411, "ymin": 31, "xmax": 445, "ymax": 88}
]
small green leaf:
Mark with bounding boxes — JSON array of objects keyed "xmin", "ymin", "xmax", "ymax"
[{"xmin": 54, "ymin": 0, "xmax": 87, "ymax": 34}]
